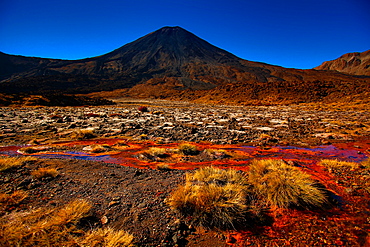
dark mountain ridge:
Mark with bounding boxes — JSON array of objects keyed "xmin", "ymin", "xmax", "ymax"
[{"xmin": 1, "ymin": 26, "xmax": 369, "ymax": 104}]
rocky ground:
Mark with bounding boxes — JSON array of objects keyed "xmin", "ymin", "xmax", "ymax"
[
  {"xmin": 1, "ymin": 99, "xmax": 370, "ymax": 246},
  {"xmin": 1, "ymin": 99, "xmax": 369, "ymax": 147}
]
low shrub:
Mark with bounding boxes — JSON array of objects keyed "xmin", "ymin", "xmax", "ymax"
[{"xmin": 248, "ymin": 159, "xmax": 328, "ymax": 209}]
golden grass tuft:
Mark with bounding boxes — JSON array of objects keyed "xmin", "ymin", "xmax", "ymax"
[
  {"xmin": 186, "ymin": 166, "xmax": 248, "ymax": 186},
  {"xmin": 203, "ymin": 149, "xmax": 232, "ymax": 159},
  {"xmin": 0, "ymin": 190, "xmax": 28, "ymax": 207},
  {"xmin": 319, "ymin": 159, "xmax": 361, "ymax": 171},
  {"xmin": 0, "ymin": 199, "xmax": 134, "ymax": 246},
  {"xmin": 178, "ymin": 143, "xmax": 199, "ymax": 155},
  {"xmin": 31, "ymin": 167, "xmax": 59, "ymax": 179},
  {"xmin": 0, "ymin": 199, "xmax": 91, "ymax": 246},
  {"xmin": 167, "ymin": 167, "xmax": 250, "ymax": 229},
  {"xmin": 0, "ymin": 156, "xmax": 38, "ymax": 172},
  {"xmin": 146, "ymin": 147, "xmax": 168, "ymax": 158},
  {"xmin": 248, "ymin": 159, "xmax": 328, "ymax": 209},
  {"xmin": 83, "ymin": 227, "xmax": 134, "ymax": 247}
]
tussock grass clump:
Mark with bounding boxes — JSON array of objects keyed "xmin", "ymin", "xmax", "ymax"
[
  {"xmin": 0, "ymin": 199, "xmax": 91, "ymax": 246},
  {"xmin": 186, "ymin": 166, "xmax": 248, "ymax": 186},
  {"xmin": 0, "ymin": 199, "xmax": 134, "ymax": 246},
  {"xmin": 71, "ymin": 128, "xmax": 97, "ymax": 140},
  {"xmin": 319, "ymin": 159, "xmax": 361, "ymax": 171},
  {"xmin": 203, "ymin": 149, "xmax": 232, "ymax": 159},
  {"xmin": 83, "ymin": 227, "xmax": 134, "ymax": 247},
  {"xmin": 146, "ymin": 147, "xmax": 168, "ymax": 158},
  {"xmin": 248, "ymin": 159, "xmax": 328, "ymax": 209},
  {"xmin": 0, "ymin": 156, "xmax": 37, "ymax": 172},
  {"xmin": 178, "ymin": 143, "xmax": 199, "ymax": 155},
  {"xmin": 320, "ymin": 159, "xmax": 370, "ymax": 194},
  {"xmin": 167, "ymin": 167, "xmax": 250, "ymax": 229},
  {"xmin": 0, "ymin": 190, "xmax": 28, "ymax": 207},
  {"xmin": 31, "ymin": 167, "xmax": 59, "ymax": 179}
]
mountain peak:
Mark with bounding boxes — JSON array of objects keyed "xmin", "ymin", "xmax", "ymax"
[
  {"xmin": 158, "ymin": 26, "xmax": 184, "ymax": 30},
  {"xmin": 104, "ymin": 26, "xmax": 239, "ymax": 69},
  {"xmin": 142, "ymin": 26, "xmax": 196, "ymax": 42}
]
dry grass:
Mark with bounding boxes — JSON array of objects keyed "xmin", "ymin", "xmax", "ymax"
[
  {"xmin": 319, "ymin": 159, "xmax": 361, "ymax": 171},
  {"xmin": 146, "ymin": 147, "xmax": 168, "ymax": 158},
  {"xmin": 31, "ymin": 167, "xmax": 59, "ymax": 179},
  {"xmin": 167, "ymin": 167, "xmax": 250, "ymax": 229},
  {"xmin": 0, "ymin": 198, "xmax": 133, "ymax": 246},
  {"xmin": 203, "ymin": 149, "xmax": 232, "ymax": 159},
  {"xmin": 320, "ymin": 159, "xmax": 370, "ymax": 194},
  {"xmin": 83, "ymin": 227, "xmax": 134, "ymax": 247},
  {"xmin": 248, "ymin": 159, "xmax": 328, "ymax": 209},
  {"xmin": 186, "ymin": 166, "xmax": 248, "ymax": 186},
  {"xmin": 0, "ymin": 199, "xmax": 133, "ymax": 246},
  {"xmin": 0, "ymin": 199, "xmax": 91, "ymax": 246},
  {"xmin": 0, "ymin": 190, "xmax": 28, "ymax": 207},
  {"xmin": 178, "ymin": 143, "xmax": 199, "ymax": 155},
  {"xmin": 0, "ymin": 156, "xmax": 38, "ymax": 172}
]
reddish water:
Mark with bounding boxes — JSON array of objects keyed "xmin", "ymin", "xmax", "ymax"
[{"xmin": 0, "ymin": 138, "xmax": 368, "ymax": 171}]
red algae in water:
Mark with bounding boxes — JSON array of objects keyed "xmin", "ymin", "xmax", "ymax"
[{"xmin": 0, "ymin": 139, "xmax": 368, "ymax": 170}]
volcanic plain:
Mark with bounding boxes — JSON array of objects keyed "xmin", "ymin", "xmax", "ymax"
[{"xmin": 0, "ymin": 98, "xmax": 370, "ymax": 246}]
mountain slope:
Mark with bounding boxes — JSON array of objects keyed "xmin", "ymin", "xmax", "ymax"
[
  {"xmin": 314, "ymin": 50, "xmax": 370, "ymax": 76},
  {"xmin": 1, "ymin": 26, "xmax": 369, "ymax": 104}
]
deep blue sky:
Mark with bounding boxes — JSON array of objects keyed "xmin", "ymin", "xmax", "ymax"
[{"xmin": 1, "ymin": 0, "xmax": 369, "ymax": 69}]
